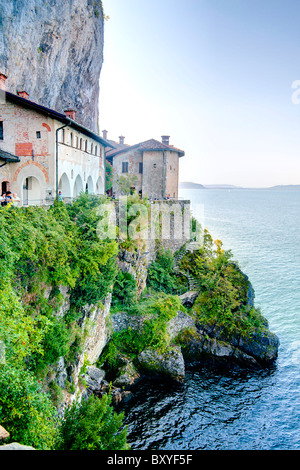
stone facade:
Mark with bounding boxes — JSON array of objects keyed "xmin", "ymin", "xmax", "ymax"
[
  {"xmin": 0, "ymin": 81, "xmax": 114, "ymax": 204},
  {"xmin": 106, "ymin": 135, "xmax": 184, "ymax": 199}
]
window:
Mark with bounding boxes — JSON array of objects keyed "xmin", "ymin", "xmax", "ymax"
[
  {"xmin": 0, "ymin": 121, "xmax": 3, "ymax": 140},
  {"xmin": 153, "ymin": 163, "xmax": 157, "ymax": 168},
  {"xmin": 62, "ymin": 129, "xmax": 65, "ymax": 143},
  {"xmin": 36, "ymin": 131, "xmax": 41, "ymax": 139},
  {"xmin": 139, "ymin": 162, "xmax": 143, "ymax": 174},
  {"xmin": 95, "ymin": 145, "xmax": 97, "ymax": 156},
  {"xmin": 80, "ymin": 138, "xmax": 82, "ymax": 150},
  {"xmin": 85, "ymin": 140, "xmax": 88, "ymax": 152},
  {"xmin": 91, "ymin": 143, "xmax": 93, "ymax": 154},
  {"xmin": 122, "ymin": 162, "xmax": 129, "ymax": 173},
  {"xmin": 70, "ymin": 133, "xmax": 73, "ymax": 147}
]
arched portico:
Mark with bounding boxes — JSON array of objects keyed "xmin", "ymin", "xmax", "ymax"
[
  {"xmin": 58, "ymin": 173, "xmax": 71, "ymax": 199},
  {"xmin": 22, "ymin": 176, "xmax": 41, "ymax": 206},
  {"xmin": 96, "ymin": 176, "xmax": 104, "ymax": 195},
  {"xmin": 86, "ymin": 176, "xmax": 94, "ymax": 194},
  {"xmin": 73, "ymin": 174, "xmax": 84, "ymax": 198},
  {"xmin": 14, "ymin": 163, "xmax": 47, "ymax": 206}
]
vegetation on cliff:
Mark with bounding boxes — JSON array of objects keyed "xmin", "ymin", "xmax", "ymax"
[
  {"xmin": 0, "ymin": 194, "xmax": 278, "ymax": 449},
  {"xmin": 0, "ymin": 194, "xmax": 125, "ymax": 449}
]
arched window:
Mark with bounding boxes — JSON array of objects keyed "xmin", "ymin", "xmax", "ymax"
[{"xmin": 70, "ymin": 132, "xmax": 73, "ymax": 147}]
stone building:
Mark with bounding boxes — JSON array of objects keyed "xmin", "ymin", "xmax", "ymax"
[
  {"xmin": 105, "ymin": 132, "xmax": 185, "ymax": 199},
  {"xmin": 0, "ymin": 74, "xmax": 114, "ymax": 205}
]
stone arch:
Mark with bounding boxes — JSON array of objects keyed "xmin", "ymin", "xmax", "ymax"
[
  {"xmin": 22, "ymin": 176, "xmax": 41, "ymax": 206},
  {"xmin": 58, "ymin": 172, "xmax": 71, "ymax": 199},
  {"xmin": 96, "ymin": 176, "xmax": 104, "ymax": 195},
  {"xmin": 73, "ymin": 174, "xmax": 84, "ymax": 198},
  {"xmin": 13, "ymin": 161, "xmax": 49, "ymax": 184},
  {"xmin": 14, "ymin": 163, "xmax": 46, "ymax": 205},
  {"xmin": 86, "ymin": 176, "xmax": 94, "ymax": 194}
]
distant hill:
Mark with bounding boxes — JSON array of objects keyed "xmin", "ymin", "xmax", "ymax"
[
  {"xmin": 180, "ymin": 182, "xmax": 300, "ymax": 191},
  {"xmin": 179, "ymin": 182, "xmax": 241, "ymax": 189},
  {"xmin": 203, "ymin": 184, "xmax": 243, "ymax": 189},
  {"xmin": 179, "ymin": 182, "xmax": 206, "ymax": 189},
  {"xmin": 266, "ymin": 185, "xmax": 300, "ymax": 191}
]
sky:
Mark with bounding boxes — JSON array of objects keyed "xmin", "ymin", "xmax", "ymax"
[{"xmin": 99, "ymin": 0, "xmax": 300, "ymax": 187}]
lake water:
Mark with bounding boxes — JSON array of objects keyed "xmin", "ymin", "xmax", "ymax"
[{"xmin": 121, "ymin": 189, "xmax": 300, "ymax": 450}]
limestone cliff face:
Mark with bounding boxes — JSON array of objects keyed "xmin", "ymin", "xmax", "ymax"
[{"xmin": 0, "ymin": 0, "xmax": 104, "ymax": 132}]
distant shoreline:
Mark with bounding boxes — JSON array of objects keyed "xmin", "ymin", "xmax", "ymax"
[{"xmin": 179, "ymin": 182, "xmax": 300, "ymax": 191}]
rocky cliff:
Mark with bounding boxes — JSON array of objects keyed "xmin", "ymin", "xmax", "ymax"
[{"xmin": 0, "ymin": 0, "xmax": 104, "ymax": 132}]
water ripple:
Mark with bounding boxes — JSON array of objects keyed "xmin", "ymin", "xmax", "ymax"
[{"xmin": 121, "ymin": 190, "xmax": 300, "ymax": 450}]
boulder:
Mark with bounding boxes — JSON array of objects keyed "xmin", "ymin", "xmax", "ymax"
[
  {"xmin": 0, "ymin": 426, "xmax": 9, "ymax": 442},
  {"xmin": 0, "ymin": 442, "xmax": 35, "ymax": 450},
  {"xmin": 179, "ymin": 323, "xmax": 278, "ymax": 368},
  {"xmin": 84, "ymin": 366, "xmax": 105, "ymax": 393},
  {"xmin": 167, "ymin": 310, "xmax": 195, "ymax": 341},
  {"xmin": 113, "ymin": 359, "xmax": 141, "ymax": 389},
  {"xmin": 179, "ymin": 291, "xmax": 199, "ymax": 308},
  {"xmin": 138, "ymin": 346, "xmax": 185, "ymax": 383}
]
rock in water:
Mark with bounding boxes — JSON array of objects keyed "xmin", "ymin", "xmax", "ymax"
[
  {"xmin": 138, "ymin": 346, "xmax": 185, "ymax": 383},
  {"xmin": 0, "ymin": 0, "xmax": 104, "ymax": 133}
]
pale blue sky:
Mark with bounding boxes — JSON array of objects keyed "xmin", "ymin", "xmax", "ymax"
[{"xmin": 100, "ymin": 0, "xmax": 300, "ymax": 187}]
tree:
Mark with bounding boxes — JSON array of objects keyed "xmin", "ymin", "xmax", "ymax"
[
  {"xmin": 105, "ymin": 160, "xmax": 114, "ymax": 191},
  {"xmin": 115, "ymin": 174, "xmax": 138, "ymax": 195},
  {"xmin": 56, "ymin": 393, "xmax": 129, "ymax": 450}
]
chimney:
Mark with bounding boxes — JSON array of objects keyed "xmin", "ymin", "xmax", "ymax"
[
  {"xmin": 161, "ymin": 135, "xmax": 170, "ymax": 146},
  {"xmin": 0, "ymin": 74, "xmax": 7, "ymax": 91},
  {"xmin": 64, "ymin": 108, "xmax": 76, "ymax": 120},
  {"xmin": 102, "ymin": 130, "xmax": 108, "ymax": 140},
  {"xmin": 17, "ymin": 90, "xmax": 29, "ymax": 99},
  {"xmin": 119, "ymin": 135, "xmax": 125, "ymax": 145}
]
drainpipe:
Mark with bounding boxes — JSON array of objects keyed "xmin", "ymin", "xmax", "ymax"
[
  {"xmin": 55, "ymin": 121, "xmax": 71, "ymax": 201},
  {"xmin": 162, "ymin": 150, "xmax": 166, "ymax": 199}
]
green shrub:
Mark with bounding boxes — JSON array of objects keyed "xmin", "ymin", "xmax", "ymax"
[
  {"xmin": 101, "ymin": 292, "xmax": 183, "ymax": 373},
  {"xmin": 112, "ymin": 270, "xmax": 138, "ymax": 309},
  {"xmin": 147, "ymin": 249, "xmax": 178, "ymax": 294},
  {"xmin": 56, "ymin": 393, "xmax": 129, "ymax": 450},
  {"xmin": 0, "ymin": 365, "xmax": 58, "ymax": 449}
]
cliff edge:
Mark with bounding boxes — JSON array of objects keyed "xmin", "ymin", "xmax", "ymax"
[{"xmin": 0, "ymin": 0, "xmax": 104, "ymax": 132}]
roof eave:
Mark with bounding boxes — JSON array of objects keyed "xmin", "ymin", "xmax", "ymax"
[
  {"xmin": 3, "ymin": 91, "xmax": 116, "ymax": 149},
  {"xmin": 106, "ymin": 147, "xmax": 185, "ymax": 158}
]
